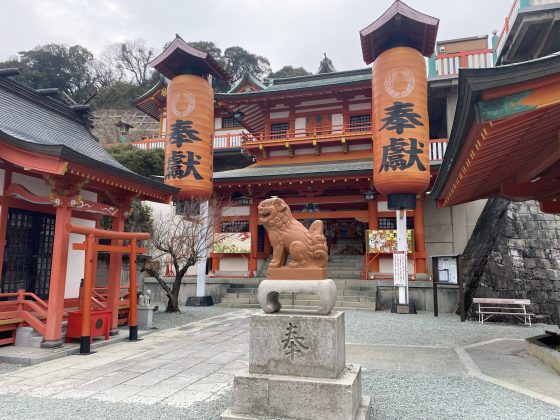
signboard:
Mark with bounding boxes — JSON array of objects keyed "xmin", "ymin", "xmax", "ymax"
[
  {"xmin": 393, "ymin": 251, "xmax": 407, "ymax": 287},
  {"xmin": 213, "ymin": 232, "xmax": 251, "ymax": 254},
  {"xmin": 437, "ymin": 256, "xmax": 458, "ymax": 284},
  {"xmin": 366, "ymin": 229, "xmax": 414, "ymax": 253}
]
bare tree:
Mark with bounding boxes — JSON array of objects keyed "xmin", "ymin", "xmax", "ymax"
[
  {"xmin": 106, "ymin": 39, "xmax": 156, "ymax": 85},
  {"xmin": 143, "ymin": 199, "xmax": 229, "ymax": 313}
]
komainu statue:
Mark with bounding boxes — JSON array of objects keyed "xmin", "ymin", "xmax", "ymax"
[{"xmin": 258, "ymin": 197, "xmax": 328, "ymax": 279}]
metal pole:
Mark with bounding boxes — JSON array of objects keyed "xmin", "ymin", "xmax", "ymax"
[
  {"xmin": 196, "ymin": 200, "xmax": 209, "ymax": 297},
  {"xmin": 457, "ymin": 255, "xmax": 466, "ymax": 322},
  {"xmin": 432, "ymin": 257, "xmax": 439, "ymax": 317}
]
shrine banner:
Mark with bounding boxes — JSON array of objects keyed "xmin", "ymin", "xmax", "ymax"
[
  {"xmin": 372, "ymin": 47, "xmax": 430, "ymax": 195},
  {"xmin": 164, "ymin": 74, "xmax": 214, "ymax": 200},
  {"xmin": 213, "ymin": 232, "xmax": 251, "ymax": 254},
  {"xmin": 366, "ymin": 229, "xmax": 415, "ymax": 253}
]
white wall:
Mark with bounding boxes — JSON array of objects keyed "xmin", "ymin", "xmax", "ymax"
[
  {"xmin": 65, "ymin": 217, "xmax": 96, "ymax": 298},
  {"xmin": 220, "ymin": 256, "xmax": 248, "ymax": 272}
]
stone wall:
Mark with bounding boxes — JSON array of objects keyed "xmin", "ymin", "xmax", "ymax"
[{"xmin": 462, "ymin": 198, "xmax": 560, "ymax": 323}]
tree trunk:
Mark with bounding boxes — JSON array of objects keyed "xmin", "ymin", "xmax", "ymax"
[{"xmin": 166, "ymin": 294, "xmax": 179, "ymax": 313}]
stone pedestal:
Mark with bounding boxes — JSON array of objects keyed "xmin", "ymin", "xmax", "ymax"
[
  {"xmin": 257, "ymin": 279, "xmax": 337, "ymax": 315},
  {"xmin": 137, "ymin": 305, "xmax": 153, "ymax": 330},
  {"xmin": 221, "ymin": 311, "xmax": 371, "ymax": 420}
]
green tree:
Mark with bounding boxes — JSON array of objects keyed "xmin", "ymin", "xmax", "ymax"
[
  {"xmin": 105, "ymin": 144, "xmax": 164, "ymax": 177},
  {"xmin": 223, "ymin": 46, "xmax": 271, "ymax": 83},
  {"xmin": 0, "ymin": 44, "xmax": 95, "ymax": 102},
  {"xmin": 268, "ymin": 65, "xmax": 310, "ymax": 79}
]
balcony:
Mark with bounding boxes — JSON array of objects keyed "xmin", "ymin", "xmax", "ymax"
[
  {"xmin": 428, "ymin": 48, "xmax": 494, "ymax": 77},
  {"xmin": 126, "ymin": 126, "xmax": 448, "ymax": 163},
  {"xmin": 495, "ymin": 0, "xmax": 560, "ymax": 65}
]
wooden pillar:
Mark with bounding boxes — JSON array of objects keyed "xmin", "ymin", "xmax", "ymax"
[
  {"xmin": 249, "ymin": 203, "xmax": 258, "ymax": 276},
  {"xmin": 128, "ymin": 238, "xmax": 138, "ymax": 340},
  {"xmin": 43, "ymin": 203, "xmax": 72, "ymax": 345},
  {"xmin": 367, "ymin": 201, "xmax": 379, "ymax": 273},
  {"xmin": 107, "ymin": 214, "xmax": 124, "ymax": 330},
  {"xmin": 0, "ymin": 167, "xmax": 12, "ymax": 286},
  {"xmin": 414, "ymin": 198, "xmax": 427, "ymax": 274},
  {"xmin": 80, "ymin": 233, "xmax": 95, "ymax": 354}
]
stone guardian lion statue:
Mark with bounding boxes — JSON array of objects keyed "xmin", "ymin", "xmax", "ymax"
[{"xmin": 258, "ymin": 197, "xmax": 328, "ymax": 279}]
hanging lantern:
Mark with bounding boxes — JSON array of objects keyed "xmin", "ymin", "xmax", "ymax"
[
  {"xmin": 372, "ymin": 47, "xmax": 430, "ymax": 199},
  {"xmin": 164, "ymin": 74, "xmax": 214, "ymax": 200}
]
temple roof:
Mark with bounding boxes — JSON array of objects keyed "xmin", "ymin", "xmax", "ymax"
[
  {"xmin": 317, "ymin": 54, "xmax": 336, "ymax": 74},
  {"xmin": 228, "ymin": 72, "xmax": 267, "ymax": 93},
  {"xmin": 0, "ymin": 72, "xmax": 177, "ymax": 195},
  {"xmin": 430, "ymin": 53, "xmax": 560, "ymax": 207},
  {"xmin": 150, "ymin": 35, "xmax": 230, "ymax": 81},
  {"xmin": 214, "ymin": 159, "xmax": 372, "ymax": 182},
  {"xmin": 360, "ymin": 0, "xmax": 439, "ymax": 64},
  {"xmin": 130, "ymin": 77, "xmax": 168, "ymax": 120}
]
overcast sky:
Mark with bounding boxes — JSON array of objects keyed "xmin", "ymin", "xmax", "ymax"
[{"xmin": 1, "ymin": 0, "xmax": 512, "ymax": 72}]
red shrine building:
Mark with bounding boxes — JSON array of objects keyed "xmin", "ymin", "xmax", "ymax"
[{"xmin": 0, "ymin": 68, "xmax": 176, "ymax": 347}]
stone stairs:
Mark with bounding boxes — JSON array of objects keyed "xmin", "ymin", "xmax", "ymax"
[
  {"xmin": 327, "ymin": 254, "xmax": 364, "ymax": 279},
  {"xmin": 14, "ymin": 321, "xmax": 67, "ymax": 348},
  {"xmin": 216, "ymin": 279, "xmax": 377, "ymax": 311}
]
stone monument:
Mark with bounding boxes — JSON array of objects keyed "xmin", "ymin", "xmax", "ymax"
[{"xmin": 221, "ymin": 197, "xmax": 371, "ymax": 420}]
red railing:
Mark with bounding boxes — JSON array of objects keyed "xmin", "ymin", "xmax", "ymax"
[
  {"xmin": 128, "ymin": 138, "xmax": 166, "ymax": 150},
  {"xmin": 0, "ymin": 289, "xmax": 48, "ymax": 336}
]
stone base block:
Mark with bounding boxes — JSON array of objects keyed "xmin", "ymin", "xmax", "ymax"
[
  {"xmin": 221, "ymin": 364, "xmax": 371, "ymax": 420},
  {"xmin": 249, "ymin": 311, "xmax": 345, "ymax": 379},
  {"xmin": 186, "ymin": 296, "xmax": 214, "ymax": 306},
  {"xmin": 137, "ymin": 305, "xmax": 154, "ymax": 330},
  {"xmin": 257, "ymin": 279, "xmax": 336, "ymax": 314}
]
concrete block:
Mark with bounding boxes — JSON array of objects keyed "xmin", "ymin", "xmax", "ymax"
[
  {"xmin": 15, "ymin": 327, "xmax": 44, "ymax": 348},
  {"xmin": 249, "ymin": 311, "xmax": 345, "ymax": 379},
  {"xmin": 137, "ymin": 305, "xmax": 154, "ymax": 330},
  {"xmin": 222, "ymin": 364, "xmax": 370, "ymax": 420}
]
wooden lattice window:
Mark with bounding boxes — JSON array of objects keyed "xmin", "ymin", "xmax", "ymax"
[
  {"xmin": 270, "ymin": 122, "xmax": 289, "ymax": 139},
  {"xmin": 349, "ymin": 114, "xmax": 371, "ymax": 132},
  {"xmin": 222, "ymin": 117, "xmax": 242, "ymax": 129}
]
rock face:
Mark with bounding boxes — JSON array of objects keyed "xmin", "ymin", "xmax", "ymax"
[{"xmin": 462, "ymin": 198, "xmax": 560, "ymax": 323}]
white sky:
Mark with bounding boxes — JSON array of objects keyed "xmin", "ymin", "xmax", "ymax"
[{"xmin": 1, "ymin": 0, "xmax": 513, "ymax": 72}]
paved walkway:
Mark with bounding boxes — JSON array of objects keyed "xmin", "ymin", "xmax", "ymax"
[{"xmin": 0, "ymin": 309, "xmax": 558, "ymax": 419}]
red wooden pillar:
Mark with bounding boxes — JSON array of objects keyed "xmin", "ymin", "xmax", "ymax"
[
  {"xmin": 367, "ymin": 201, "xmax": 379, "ymax": 273},
  {"xmin": 128, "ymin": 238, "xmax": 138, "ymax": 340},
  {"xmin": 0, "ymin": 167, "xmax": 12, "ymax": 286},
  {"xmin": 414, "ymin": 198, "xmax": 427, "ymax": 274},
  {"xmin": 43, "ymin": 203, "xmax": 72, "ymax": 347},
  {"xmin": 249, "ymin": 202, "xmax": 258, "ymax": 276},
  {"xmin": 107, "ymin": 214, "xmax": 125, "ymax": 330},
  {"xmin": 80, "ymin": 233, "xmax": 95, "ymax": 354}
]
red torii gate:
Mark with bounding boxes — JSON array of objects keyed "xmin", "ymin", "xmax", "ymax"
[{"xmin": 66, "ymin": 223, "xmax": 149, "ymax": 354}]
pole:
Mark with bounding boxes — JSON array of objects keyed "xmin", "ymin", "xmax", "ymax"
[
  {"xmin": 396, "ymin": 209, "xmax": 408, "ymax": 304},
  {"xmin": 432, "ymin": 256, "xmax": 439, "ymax": 317},
  {"xmin": 457, "ymin": 255, "xmax": 466, "ymax": 322},
  {"xmin": 80, "ymin": 233, "xmax": 95, "ymax": 354},
  {"xmin": 128, "ymin": 238, "xmax": 138, "ymax": 341},
  {"xmin": 196, "ymin": 200, "xmax": 209, "ymax": 297}
]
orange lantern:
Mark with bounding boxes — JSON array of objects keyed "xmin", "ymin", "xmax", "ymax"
[
  {"xmin": 372, "ymin": 47, "xmax": 430, "ymax": 197},
  {"xmin": 164, "ymin": 74, "xmax": 214, "ymax": 200}
]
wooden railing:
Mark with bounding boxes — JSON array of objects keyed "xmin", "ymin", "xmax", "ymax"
[
  {"xmin": 432, "ymin": 49, "xmax": 494, "ymax": 77},
  {"xmin": 128, "ymin": 138, "xmax": 166, "ymax": 150},
  {"xmin": 429, "ymin": 138, "xmax": 448, "ymax": 163},
  {"xmin": 0, "ymin": 289, "xmax": 48, "ymax": 336}
]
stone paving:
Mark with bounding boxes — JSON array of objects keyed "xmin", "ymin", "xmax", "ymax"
[
  {"xmin": 0, "ymin": 309, "xmax": 252, "ymax": 409},
  {"xmin": 0, "ymin": 309, "xmax": 559, "ymax": 419}
]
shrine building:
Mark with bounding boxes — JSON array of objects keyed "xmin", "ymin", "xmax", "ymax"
[{"xmin": 0, "ymin": 68, "xmax": 177, "ymax": 347}]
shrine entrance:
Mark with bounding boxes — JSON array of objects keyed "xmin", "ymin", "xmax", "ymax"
[
  {"xmin": 1, "ymin": 209, "xmax": 55, "ymax": 299},
  {"xmin": 325, "ymin": 219, "xmax": 366, "ymax": 256}
]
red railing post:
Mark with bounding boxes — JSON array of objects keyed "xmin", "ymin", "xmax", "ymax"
[{"xmin": 16, "ymin": 289, "xmax": 24, "ymax": 313}]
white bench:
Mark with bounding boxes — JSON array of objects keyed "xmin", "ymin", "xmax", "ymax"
[{"xmin": 473, "ymin": 298, "xmax": 534, "ymax": 326}]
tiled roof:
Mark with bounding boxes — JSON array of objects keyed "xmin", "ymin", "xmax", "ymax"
[
  {"xmin": 0, "ymin": 74, "xmax": 177, "ymax": 195},
  {"xmin": 214, "ymin": 159, "xmax": 372, "ymax": 182}
]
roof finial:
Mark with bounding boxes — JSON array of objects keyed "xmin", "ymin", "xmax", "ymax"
[{"xmin": 317, "ymin": 53, "xmax": 336, "ymax": 74}]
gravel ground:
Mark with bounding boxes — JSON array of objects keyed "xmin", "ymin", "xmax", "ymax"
[
  {"xmin": 345, "ymin": 310, "xmax": 554, "ymax": 347},
  {"xmin": 151, "ymin": 306, "xmax": 234, "ymax": 331},
  {"xmin": 0, "ymin": 362, "xmax": 23, "ymax": 375},
  {"xmin": 361, "ymin": 369, "xmax": 560, "ymax": 420}
]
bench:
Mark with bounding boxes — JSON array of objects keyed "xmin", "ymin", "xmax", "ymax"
[{"xmin": 473, "ymin": 298, "xmax": 533, "ymax": 326}]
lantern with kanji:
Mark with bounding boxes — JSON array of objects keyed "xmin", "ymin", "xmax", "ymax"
[
  {"xmin": 150, "ymin": 36, "xmax": 230, "ymax": 200},
  {"xmin": 360, "ymin": 0, "xmax": 439, "ymax": 209}
]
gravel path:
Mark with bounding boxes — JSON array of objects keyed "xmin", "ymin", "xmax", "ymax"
[
  {"xmin": 345, "ymin": 310, "xmax": 553, "ymax": 347},
  {"xmin": 151, "ymin": 306, "xmax": 234, "ymax": 331}
]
